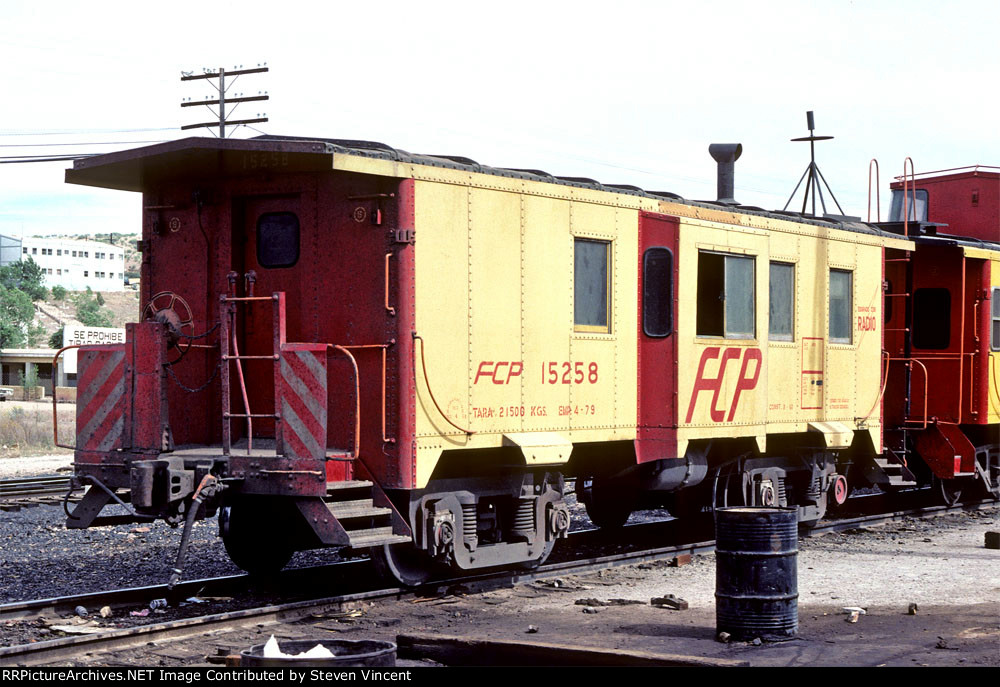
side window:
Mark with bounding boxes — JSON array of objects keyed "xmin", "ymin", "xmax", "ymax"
[
  {"xmin": 768, "ymin": 262, "xmax": 794, "ymax": 341},
  {"xmin": 829, "ymin": 269, "xmax": 853, "ymax": 344},
  {"xmin": 257, "ymin": 212, "xmax": 300, "ymax": 268},
  {"xmin": 889, "ymin": 188, "xmax": 929, "ymax": 222},
  {"xmin": 992, "ymin": 288, "xmax": 1000, "ymax": 351},
  {"xmin": 643, "ymin": 247, "xmax": 673, "ymax": 337},
  {"xmin": 697, "ymin": 252, "xmax": 755, "ymax": 338},
  {"xmin": 574, "ymin": 238, "xmax": 611, "ymax": 333},
  {"xmin": 912, "ymin": 288, "xmax": 951, "ymax": 350}
]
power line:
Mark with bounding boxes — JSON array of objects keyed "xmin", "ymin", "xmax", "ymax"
[
  {"xmin": 0, "ymin": 155, "xmax": 97, "ymax": 164},
  {"xmin": 181, "ymin": 64, "xmax": 269, "ymax": 138},
  {"xmin": 0, "ymin": 140, "xmax": 166, "ymax": 148},
  {"xmin": 0, "ymin": 127, "xmax": 178, "ymax": 137}
]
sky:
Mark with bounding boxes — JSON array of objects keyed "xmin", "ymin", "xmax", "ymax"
[{"xmin": 1, "ymin": 0, "xmax": 998, "ymax": 238}]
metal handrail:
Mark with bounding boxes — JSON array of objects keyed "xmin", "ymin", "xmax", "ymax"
[
  {"xmin": 902, "ymin": 157, "xmax": 915, "ymax": 238},
  {"xmin": 892, "ymin": 164, "xmax": 1000, "ymax": 180},
  {"xmin": 867, "ymin": 158, "xmax": 880, "ymax": 222},
  {"xmin": 50, "ymin": 345, "xmax": 83, "ymax": 450},
  {"xmin": 888, "ymin": 356, "xmax": 929, "ymax": 429}
]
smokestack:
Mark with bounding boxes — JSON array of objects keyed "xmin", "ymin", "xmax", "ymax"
[{"xmin": 709, "ymin": 143, "xmax": 743, "ymax": 205}]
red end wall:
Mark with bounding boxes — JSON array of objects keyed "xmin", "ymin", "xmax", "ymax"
[{"xmin": 892, "ymin": 171, "xmax": 1000, "ymax": 241}]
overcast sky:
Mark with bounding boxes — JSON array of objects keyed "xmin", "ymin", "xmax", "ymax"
[{"xmin": 1, "ymin": 0, "xmax": 997, "ymax": 239}]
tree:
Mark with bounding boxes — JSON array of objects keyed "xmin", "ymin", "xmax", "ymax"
[
  {"xmin": 51, "ymin": 285, "xmax": 67, "ymax": 300},
  {"xmin": 49, "ymin": 327, "xmax": 65, "ymax": 350},
  {"xmin": 0, "ymin": 284, "xmax": 35, "ymax": 348},
  {"xmin": 74, "ymin": 290, "xmax": 113, "ymax": 328},
  {"xmin": 0, "ymin": 258, "xmax": 47, "ymax": 301}
]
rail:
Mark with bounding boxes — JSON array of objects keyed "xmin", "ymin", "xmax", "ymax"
[
  {"xmin": 50, "ymin": 345, "xmax": 83, "ymax": 450},
  {"xmin": 327, "ymin": 343, "xmax": 397, "ymax": 455},
  {"xmin": 900, "ymin": 352, "xmax": 979, "ymax": 423},
  {"xmin": 867, "ymin": 158, "xmax": 880, "ymax": 222},
  {"xmin": 857, "ymin": 350, "xmax": 890, "ymax": 425},
  {"xmin": 219, "ymin": 281, "xmax": 286, "ymax": 456},
  {"xmin": 887, "ymin": 356, "xmax": 929, "ymax": 428},
  {"xmin": 892, "ymin": 164, "xmax": 1000, "ymax": 180},
  {"xmin": 902, "ymin": 157, "xmax": 915, "ymax": 238}
]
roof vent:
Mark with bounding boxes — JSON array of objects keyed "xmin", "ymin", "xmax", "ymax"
[{"xmin": 709, "ymin": 143, "xmax": 742, "ymax": 205}]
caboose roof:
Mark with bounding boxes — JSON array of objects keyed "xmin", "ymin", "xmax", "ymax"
[{"xmin": 67, "ymin": 135, "xmax": 906, "ymax": 242}]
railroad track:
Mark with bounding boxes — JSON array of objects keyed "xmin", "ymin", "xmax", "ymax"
[
  {"xmin": 0, "ymin": 474, "xmax": 75, "ymax": 508},
  {"xmin": 1, "ymin": 497, "xmax": 994, "ymax": 666}
]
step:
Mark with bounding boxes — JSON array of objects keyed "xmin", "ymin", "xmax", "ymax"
[
  {"xmin": 326, "ymin": 502, "xmax": 392, "ymax": 520},
  {"xmin": 347, "ymin": 529, "xmax": 413, "ymax": 549},
  {"xmin": 324, "ymin": 498, "xmax": 377, "ymax": 511},
  {"xmin": 326, "ymin": 480, "xmax": 373, "ymax": 492}
]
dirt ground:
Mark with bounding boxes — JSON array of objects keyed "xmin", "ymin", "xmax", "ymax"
[
  {"xmin": 3, "ymin": 453, "xmax": 997, "ymax": 668},
  {"xmin": 49, "ymin": 505, "xmax": 998, "ymax": 669}
]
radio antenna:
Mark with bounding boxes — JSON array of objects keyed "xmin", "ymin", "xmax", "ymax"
[{"xmin": 783, "ymin": 111, "xmax": 845, "ymax": 217}]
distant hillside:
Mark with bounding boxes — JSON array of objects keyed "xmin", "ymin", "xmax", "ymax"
[{"xmin": 33, "ymin": 289, "xmax": 140, "ymax": 347}]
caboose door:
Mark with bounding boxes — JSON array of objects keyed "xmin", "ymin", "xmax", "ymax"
[{"xmin": 231, "ymin": 192, "xmax": 306, "ymax": 440}]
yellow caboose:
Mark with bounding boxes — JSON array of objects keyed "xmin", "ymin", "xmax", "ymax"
[{"xmin": 65, "ymin": 136, "xmax": 912, "ymax": 579}]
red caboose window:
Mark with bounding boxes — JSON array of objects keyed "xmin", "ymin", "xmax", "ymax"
[{"xmin": 257, "ymin": 212, "xmax": 300, "ymax": 268}]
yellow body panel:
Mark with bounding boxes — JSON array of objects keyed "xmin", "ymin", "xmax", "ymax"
[
  {"xmin": 663, "ymin": 205, "xmax": 887, "ymax": 454},
  {"xmin": 337, "ymin": 150, "xmax": 909, "ymax": 486},
  {"xmin": 411, "ymin": 179, "xmax": 643, "ymax": 487}
]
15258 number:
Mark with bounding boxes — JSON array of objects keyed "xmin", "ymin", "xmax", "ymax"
[{"xmin": 542, "ymin": 361, "xmax": 599, "ymax": 385}]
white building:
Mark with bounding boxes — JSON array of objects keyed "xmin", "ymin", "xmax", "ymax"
[{"xmin": 18, "ymin": 236, "xmax": 126, "ymax": 292}]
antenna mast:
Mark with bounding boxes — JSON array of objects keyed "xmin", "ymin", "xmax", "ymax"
[{"xmin": 783, "ymin": 111, "xmax": 845, "ymax": 217}]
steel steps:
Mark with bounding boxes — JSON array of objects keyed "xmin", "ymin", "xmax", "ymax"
[{"xmin": 324, "ymin": 480, "xmax": 411, "ymax": 550}]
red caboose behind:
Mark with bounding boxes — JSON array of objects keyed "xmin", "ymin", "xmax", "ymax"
[{"xmin": 882, "ymin": 166, "xmax": 999, "ymax": 502}]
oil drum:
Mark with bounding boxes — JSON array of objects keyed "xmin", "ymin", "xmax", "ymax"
[{"xmin": 715, "ymin": 506, "xmax": 798, "ymax": 641}]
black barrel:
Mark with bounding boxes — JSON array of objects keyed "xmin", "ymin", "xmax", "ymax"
[
  {"xmin": 715, "ymin": 506, "xmax": 798, "ymax": 641},
  {"xmin": 241, "ymin": 639, "xmax": 396, "ymax": 667}
]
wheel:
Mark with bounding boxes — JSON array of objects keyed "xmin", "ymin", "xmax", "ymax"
[
  {"xmin": 143, "ymin": 291, "xmax": 195, "ymax": 363},
  {"xmin": 827, "ymin": 474, "xmax": 851, "ymax": 511},
  {"xmin": 516, "ymin": 538, "xmax": 557, "ymax": 571},
  {"xmin": 663, "ymin": 488, "xmax": 709, "ymax": 520},
  {"xmin": 578, "ymin": 477, "xmax": 633, "ymax": 529},
  {"xmin": 219, "ymin": 504, "xmax": 293, "ymax": 576},
  {"xmin": 934, "ymin": 476, "xmax": 964, "ymax": 507},
  {"xmin": 371, "ymin": 543, "xmax": 440, "ymax": 587}
]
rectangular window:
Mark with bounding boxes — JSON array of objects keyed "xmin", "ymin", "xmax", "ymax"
[
  {"xmin": 697, "ymin": 251, "xmax": 755, "ymax": 338},
  {"xmin": 829, "ymin": 269, "xmax": 853, "ymax": 344},
  {"xmin": 574, "ymin": 238, "xmax": 611, "ymax": 333},
  {"xmin": 642, "ymin": 247, "xmax": 673, "ymax": 337},
  {"xmin": 257, "ymin": 212, "xmax": 300, "ymax": 268},
  {"xmin": 889, "ymin": 188, "xmax": 929, "ymax": 222},
  {"xmin": 991, "ymin": 288, "xmax": 999, "ymax": 351},
  {"xmin": 769, "ymin": 262, "xmax": 794, "ymax": 340},
  {"xmin": 912, "ymin": 288, "xmax": 951, "ymax": 350},
  {"xmin": 57, "ymin": 250, "xmax": 62, "ymax": 256}
]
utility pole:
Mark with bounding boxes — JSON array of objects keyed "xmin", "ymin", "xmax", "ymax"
[{"xmin": 181, "ymin": 64, "xmax": 269, "ymax": 138}]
